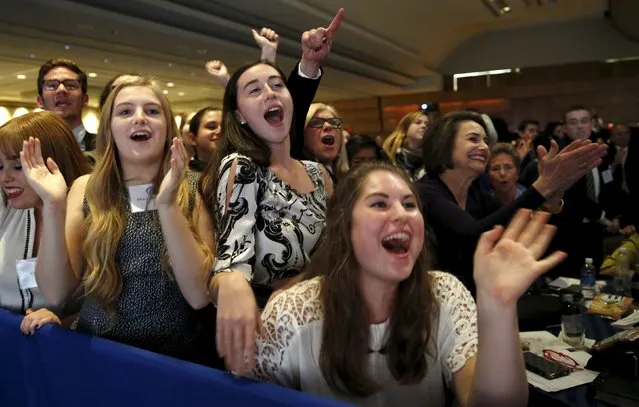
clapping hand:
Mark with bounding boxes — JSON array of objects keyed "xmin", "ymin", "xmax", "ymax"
[
  {"xmin": 535, "ymin": 139, "xmax": 607, "ymax": 197},
  {"xmin": 156, "ymin": 137, "xmax": 189, "ymax": 206},
  {"xmin": 20, "ymin": 137, "xmax": 68, "ymax": 206},
  {"xmin": 474, "ymin": 210, "xmax": 567, "ymax": 307},
  {"xmin": 299, "ymin": 8, "xmax": 344, "ymax": 76},
  {"xmin": 205, "ymin": 60, "xmax": 230, "ymax": 87},
  {"xmin": 252, "ymin": 27, "xmax": 279, "ymax": 63}
]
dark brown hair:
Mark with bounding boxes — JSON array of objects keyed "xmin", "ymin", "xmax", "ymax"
[
  {"xmin": 37, "ymin": 57, "xmax": 88, "ymax": 95},
  {"xmin": 0, "ymin": 111, "xmax": 91, "ymax": 197},
  {"xmin": 489, "ymin": 142, "xmax": 521, "ymax": 174},
  {"xmin": 563, "ymin": 105, "xmax": 591, "ymax": 122},
  {"xmin": 199, "ymin": 60, "xmax": 290, "ymax": 235},
  {"xmin": 422, "ymin": 111, "xmax": 487, "ymax": 175},
  {"xmin": 301, "ymin": 161, "xmax": 438, "ymax": 396}
]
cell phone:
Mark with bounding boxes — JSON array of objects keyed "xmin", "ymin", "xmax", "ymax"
[{"xmin": 523, "ymin": 352, "xmax": 571, "ymax": 380}]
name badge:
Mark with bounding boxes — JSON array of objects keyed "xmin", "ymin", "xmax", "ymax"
[
  {"xmin": 128, "ymin": 184, "xmax": 156, "ymax": 213},
  {"xmin": 601, "ymin": 169, "xmax": 613, "ymax": 185},
  {"xmin": 16, "ymin": 258, "xmax": 38, "ymax": 290}
]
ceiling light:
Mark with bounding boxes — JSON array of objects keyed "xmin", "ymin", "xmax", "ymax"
[
  {"xmin": 178, "ymin": 92, "xmax": 185, "ymax": 96},
  {"xmin": 168, "ymin": 62, "xmax": 173, "ymax": 68},
  {"xmin": 88, "ymin": 72, "xmax": 98, "ymax": 78},
  {"xmin": 482, "ymin": 0, "xmax": 511, "ymax": 16},
  {"xmin": 163, "ymin": 90, "xmax": 169, "ymax": 95},
  {"xmin": 16, "ymin": 74, "xmax": 27, "ymax": 80},
  {"xmin": 29, "ymin": 53, "xmax": 36, "ymax": 59},
  {"xmin": 64, "ymin": 44, "xmax": 71, "ymax": 50},
  {"xmin": 104, "ymin": 58, "xmax": 109, "ymax": 63},
  {"xmin": 167, "ymin": 82, "xmax": 174, "ymax": 87}
]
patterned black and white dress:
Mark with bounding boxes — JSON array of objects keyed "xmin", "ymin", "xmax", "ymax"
[{"xmin": 213, "ymin": 153, "xmax": 328, "ymax": 287}]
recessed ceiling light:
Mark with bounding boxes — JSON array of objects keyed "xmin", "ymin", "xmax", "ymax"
[
  {"xmin": 104, "ymin": 58, "xmax": 109, "ymax": 63},
  {"xmin": 29, "ymin": 53, "xmax": 36, "ymax": 59},
  {"xmin": 64, "ymin": 44, "xmax": 71, "ymax": 50},
  {"xmin": 178, "ymin": 92, "xmax": 185, "ymax": 96},
  {"xmin": 168, "ymin": 62, "xmax": 173, "ymax": 68},
  {"xmin": 167, "ymin": 82, "xmax": 174, "ymax": 87},
  {"xmin": 88, "ymin": 72, "xmax": 98, "ymax": 78},
  {"xmin": 503, "ymin": 6, "xmax": 511, "ymax": 12},
  {"xmin": 163, "ymin": 90, "xmax": 169, "ymax": 95},
  {"xmin": 16, "ymin": 74, "xmax": 27, "ymax": 80}
]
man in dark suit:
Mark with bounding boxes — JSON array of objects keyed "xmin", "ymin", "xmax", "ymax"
[
  {"xmin": 624, "ymin": 126, "xmax": 639, "ymax": 231},
  {"xmin": 550, "ymin": 106, "xmax": 617, "ymax": 277},
  {"xmin": 36, "ymin": 58, "xmax": 96, "ymax": 152}
]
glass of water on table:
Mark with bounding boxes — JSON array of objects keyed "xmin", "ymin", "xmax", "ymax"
[{"xmin": 559, "ymin": 296, "xmax": 586, "ymax": 347}]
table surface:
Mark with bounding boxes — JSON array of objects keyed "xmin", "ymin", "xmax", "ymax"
[{"xmin": 531, "ymin": 310, "xmax": 624, "ymax": 407}]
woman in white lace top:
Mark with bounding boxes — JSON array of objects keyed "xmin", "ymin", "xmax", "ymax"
[{"xmin": 253, "ymin": 162, "xmax": 567, "ymax": 407}]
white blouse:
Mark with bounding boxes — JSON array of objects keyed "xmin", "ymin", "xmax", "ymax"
[
  {"xmin": 0, "ymin": 204, "xmax": 50, "ymax": 313},
  {"xmin": 253, "ymin": 272, "xmax": 478, "ymax": 407}
]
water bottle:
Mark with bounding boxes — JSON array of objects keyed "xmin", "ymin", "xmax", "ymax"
[
  {"xmin": 612, "ymin": 248, "xmax": 631, "ymax": 296},
  {"xmin": 580, "ymin": 257, "xmax": 596, "ymax": 300}
]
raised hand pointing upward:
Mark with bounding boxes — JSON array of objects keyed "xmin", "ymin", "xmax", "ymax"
[{"xmin": 300, "ymin": 8, "xmax": 344, "ymax": 77}]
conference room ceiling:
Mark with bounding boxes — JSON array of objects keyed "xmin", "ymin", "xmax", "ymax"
[{"xmin": 0, "ymin": 0, "xmax": 628, "ymax": 111}]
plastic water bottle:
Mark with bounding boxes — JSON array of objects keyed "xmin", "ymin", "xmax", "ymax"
[{"xmin": 580, "ymin": 258, "xmax": 596, "ymax": 300}]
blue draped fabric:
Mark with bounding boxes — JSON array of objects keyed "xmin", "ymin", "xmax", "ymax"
[{"xmin": 0, "ymin": 309, "xmax": 350, "ymax": 407}]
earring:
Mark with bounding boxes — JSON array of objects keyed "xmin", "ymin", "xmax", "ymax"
[{"xmin": 240, "ymin": 120, "xmax": 247, "ymax": 125}]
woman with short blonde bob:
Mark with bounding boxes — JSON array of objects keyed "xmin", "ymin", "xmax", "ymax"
[
  {"xmin": 383, "ymin": 111, "xmax": 429, "ymax": 181},
  {"xmin": 253, "ymin": 162, "xmax": 567, "ymax": 407},
  {"xmin": 22, "ymin": 77, "xmax": 215, "ymax": 361},
  {"xmin": 0, "ymin": 111, "xmax": 90, "ymax": 333},
  {"xmin": 303, "ymin": 103, "xmax": 349, "ymax": 181}
]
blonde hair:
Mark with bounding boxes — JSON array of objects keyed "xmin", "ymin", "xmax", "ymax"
[
  {"xmin": 304, "ymin": 103, "xmax": 349, "ymax": 177},
  {"xmin": 0, "ymin": 111, "xmax": 91, "ymax": 204},
  {"xmin": 83, "ymin": 77, "xmax": 212, "ymax": 317},
  {"xmin": 382, "ymin": 112, "xmax": 427, "ymax": 165}
]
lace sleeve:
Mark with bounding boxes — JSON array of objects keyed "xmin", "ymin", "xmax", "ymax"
[
  {"xmin": 252, "ymin": 278, "xmax": 323, "ymax": 388},
  {"xmin": 431, "ymin": 271, "xmax": 478, "ymax": 377},
  {"xmin": 213, "ymin": 154, "xmax": 260, "ymax": 281}
]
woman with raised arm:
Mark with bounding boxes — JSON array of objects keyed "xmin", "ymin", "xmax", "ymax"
[
  {"xmin": 200, "ymin": 9, "xmax": 343, "ymax": 375},
  {"xmin": 23, "ymin": 77, "xmax": 215, "ymax": 362},
  {"xmin": 0, "ymin": 111, "xmax": 90, "ymax": 334},
  {"xmin": 253, "ymin": 162, "xmax": 565, "ymax": 407},
  {"xmin": 418, "ymin": 111, "xmax": 608, "ymax": 292}
]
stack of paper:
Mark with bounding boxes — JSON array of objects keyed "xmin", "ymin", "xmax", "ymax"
[
  {"xmin": 520, "ymin": 331, "xmax": 600, "ymax": 392},
  {"xmin": 611, "ymin": 310, "xmax": 639, "ymax": 328}
]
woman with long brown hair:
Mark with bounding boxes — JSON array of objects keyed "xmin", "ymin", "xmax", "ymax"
[
  {"xmin": 253, "ymin": 162, "xmax": 566, "ymax": 406},
  {"xmin": 0, "ymin": 111, "xmax": 90, "ymax": 333},
  {"xmin": 201, "ymin": 10, "xmax": 343, "ymax": 375},
  {"xmin": 21, "ymin": 77, "xmax": 215, "ymax": 362}
]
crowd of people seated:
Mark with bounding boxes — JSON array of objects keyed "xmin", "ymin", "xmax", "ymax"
[{"xmin": 1, "ymin": 7, "xmax": 638, "ymax": 407}]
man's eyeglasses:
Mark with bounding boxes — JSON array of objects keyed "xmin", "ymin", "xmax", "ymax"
[
  {"xmin": 43, "ymin": 79, "xmax": 81, "ymax": 92},
  {"xmin": 307, "ymin": 117, "xmax": 343, "ymax": 129}
]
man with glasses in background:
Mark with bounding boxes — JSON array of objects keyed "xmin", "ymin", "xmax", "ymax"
[{"xmin": 36, "ymin": 58, "xmax": 96, "ymax": 152}]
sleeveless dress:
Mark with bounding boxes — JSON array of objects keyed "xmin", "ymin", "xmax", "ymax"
[{"xmin": 76, "ymin": 176, "xmax": 206, "ymax": 362}]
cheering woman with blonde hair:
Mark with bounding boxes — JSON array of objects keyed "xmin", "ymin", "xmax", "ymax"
[
  {"xmin": 383, "ymin": 111, "xmax": 429, "ymax": 181},
  {"xmin": 22, "ymin": 77, "xmax": 215, "ymax": 362}
]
